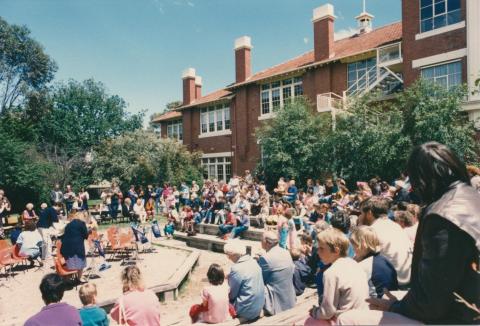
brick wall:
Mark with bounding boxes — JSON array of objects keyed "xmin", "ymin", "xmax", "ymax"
[{"xmin": 402, "ymin": 0, "xmax": 467, "ymax": 86}]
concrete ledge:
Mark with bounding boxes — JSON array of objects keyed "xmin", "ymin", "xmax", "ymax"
[
  {"xmin": 173, "ymin": 231, "xmax": 254, "ymax": 255},
  {"xmin": 195, "ymin": 223, "xmax": 264, "ymax": 241}
]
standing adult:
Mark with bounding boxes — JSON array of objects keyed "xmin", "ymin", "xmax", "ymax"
[
  {"xmin": 339, "ymin": 142, "xmax": 480, "ymax": 325},
  {"xmin": 78, "ymin": 187, "xmax": 90, "ymax": 211},
  {"xmin": 154, "ymin": 183, "xmax": 163, "ymax": 215},
  {"xmin": 109, "ymin": 182, "xmax": 121, "ymax": 221},
  {"xmin": 0, "ymin": 190, "xmax": 11, "ymax": 237},
  {"xmin": 64, "ymin": 185, "xmax": 76, "ymax": 214},
  {"xmin": 127, "ymin": 185, "xmax": 138, "ymax": 209},
  {"xmin": 257, "ymin": 231, "xmax": 296, "ymax": 316},
  {"xmin": 61, "ymin": 213, "xmax": 88, "ymax": 282},
  {"xmin": 50, "ymin": 184, "xmax": 64, "ymax": 207},
  {"xmin": 37, "ymin": 203, "xmax": 60, "ymax": 266},
  {"xmin": 224, "ymin": 241, "xmax": 264, "ymax": 322}
]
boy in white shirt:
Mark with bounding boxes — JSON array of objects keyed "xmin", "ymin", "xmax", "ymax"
[{"xmin": 305, "ymin": 228, "xmax": 369, "ymax": 325}]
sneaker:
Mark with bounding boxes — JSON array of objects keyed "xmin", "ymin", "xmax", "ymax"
[{"xmin": 99, "ymin": 263, "xmax": 111, "ymax": 272}]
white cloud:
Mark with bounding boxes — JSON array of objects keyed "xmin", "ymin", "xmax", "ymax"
[
  {"xmin": 303, "ymin": 37, "xmax": 309, "ymax": 44},
  {"xmin": 334, "ymin": 27, "xmax": 358, "ymax": 40}
]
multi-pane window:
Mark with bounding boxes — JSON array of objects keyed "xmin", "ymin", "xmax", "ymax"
[
  {"xmin": 421, "ymin": 61, "xmax": 462, "ymax": 89},
  {"xmin": 420, "ymin": 0, "xmax": 461, "ymax": 33},
  {"xmin": 200, "ymin": 104, "xmax": 231, "ymax": 135},
  {"xmin": 201, "ymin": 157, "xmax": 232, "ymax": 182},
  {"xmin": 167, "ymin": 120, "xmax": 183, "ymax": 141},
  {"xmin": 347, "ymin": 58, "xmax": 377, "ymax": 94},
  {"xmin": 260, "ymin": 77, "xmax": 303, "ymax": 115}
]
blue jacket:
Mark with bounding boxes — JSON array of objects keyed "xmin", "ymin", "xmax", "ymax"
[{"xmin": 229, "ymin": 255, "xmax": 265, "ymax": 321}]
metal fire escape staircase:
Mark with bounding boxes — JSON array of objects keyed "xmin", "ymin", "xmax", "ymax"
[{"xmin": 317, "ymin": 42, "xmax": 404, "ymax": 116}]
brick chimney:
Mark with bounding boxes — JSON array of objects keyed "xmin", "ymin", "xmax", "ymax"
[
  {"xmin": 234, "ymin": 36, "xmax": 252, "ymax": 83},
  {"xmin": 195, "ymin": 76, "xmax": 202, "ymax": 99},
  {"xmin": 312, "ymin": 4, "xmax": 335, "ymax": 62},
  {"xmin": 182, "ymin": 68, "xmax": 196, "ymax": 105}
]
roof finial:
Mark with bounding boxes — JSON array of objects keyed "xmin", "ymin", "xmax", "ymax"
[{"xmin": 356, "ymin": 0, "xmax": 374, "ymax": 34}]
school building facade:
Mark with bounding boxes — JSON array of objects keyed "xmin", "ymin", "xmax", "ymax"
[{"xmin": 151, "ymin": 0, "xmax": 480, "ymax": 182}]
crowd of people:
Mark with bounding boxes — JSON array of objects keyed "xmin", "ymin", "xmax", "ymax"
[{"xmin": 3, "ymin": 141, "xmax": 480, "ymax": 325}]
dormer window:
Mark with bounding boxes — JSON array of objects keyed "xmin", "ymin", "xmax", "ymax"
[{"xmin": 420, "ymin": 0, "xmax": 461, "ymax": 33}]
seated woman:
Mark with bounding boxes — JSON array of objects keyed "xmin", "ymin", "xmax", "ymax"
[
  {"xmin": 61, "ymin": 212, "xmax": 89, "ymax": 282},
  {"xmin": 122, "ymin": 198, "xmax": 135, "ymax": 222},
  {"xmin": 350, "ymin": 226, "xmax": 398, "ymax": 298},
  {"xmin": 110, "ymin": 266, "xmax": 161, "ymax": 325},
  {"xmin": 22, "ymin": 203, "xmax": 38, "ymax": 222},
  {"xmin": 133, "ymin": 199, "xmax": 147, "ymax": 224},
  {"xmin": 16, "ymin": 220, "xmax": 43, "ymax": 267}
]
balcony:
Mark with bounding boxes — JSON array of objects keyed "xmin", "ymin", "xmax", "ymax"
[
  {"xmin": 377, "ymin": 42, "xmax": 402, "ymax": 67},
  {"xmin": 317, "ymin": 92, "xmax": 343, "ymax": 113}
]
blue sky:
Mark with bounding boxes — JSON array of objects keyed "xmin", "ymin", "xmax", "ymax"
[{"xmin": 1, "ymin": 0, "xmax": 401, "ymax": 123}]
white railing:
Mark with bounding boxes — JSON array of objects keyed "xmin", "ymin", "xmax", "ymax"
[
  {"xmin": 378, "ymin": 42, "xmax": 402, "ymax": 66},
  {"xmin": 317, "ymin": 92, "xmax": 343, "ymax": 112}
]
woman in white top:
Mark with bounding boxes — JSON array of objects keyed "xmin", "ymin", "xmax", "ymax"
[
  {"xmin": 16, "ymin": 220, "xmax": 43, "ymax": 267},
  {"xmin": 133, "ymin": 199, "xmax": 147, "ymax": 223}
]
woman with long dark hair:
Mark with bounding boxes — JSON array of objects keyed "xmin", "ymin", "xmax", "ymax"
[{"xmin": 338, "ymin": 142, "xmax": 480, "ymax": 325}]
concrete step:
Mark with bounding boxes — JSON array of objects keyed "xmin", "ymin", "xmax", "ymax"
[
  {"xmin": 194, "ymin": 223, "xmax": 264, "ymax": 241},
  {"xmin": 173, "ymin": 231, "xmax": 262, "ymax": 255}
]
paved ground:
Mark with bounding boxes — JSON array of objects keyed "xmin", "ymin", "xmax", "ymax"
[{"xmin": 0, "ymin": 241, "xmax": 190, "ymax": 326}]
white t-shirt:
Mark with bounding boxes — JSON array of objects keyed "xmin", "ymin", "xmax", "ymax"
[{"xmin": 371, "ymin": 217, "xmax": 413, "ymax": 285}]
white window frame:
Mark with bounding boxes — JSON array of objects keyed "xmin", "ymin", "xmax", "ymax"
[
  {"xmin": 419, "ymin": 0, "xmax": 462, "ymax": 34},
  {"xmin": 347, "ymin": 57, "xmax": 377, "ymax": 94},
  {"xmin": 259, "ymin": 76, "xmax": 303, "ymax": 119},
  {"xmin": 166, "ymin": 120, "xmax": 183, "ymax": 141},
  {"xmin": 201, "ymin": 154, "xmax": 232, "ymax": 182},
  {"xmin": 199, "ymin": 103, "xmax": 232, "ymax": 138},
  {"xmin": 420, "ymin": 60, "xmax": 463, "ymax": 89}
]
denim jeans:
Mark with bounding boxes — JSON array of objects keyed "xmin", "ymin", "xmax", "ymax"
[
  {"xmin": 230, "ymin": 225, "xmax": 248, "ymax": 239},
  {"xmin": 109, "ymin": 203, "xmax": 119, "ymax": 219},
  {"xmin": 219, "ymin": 224, "xmax": 234, "ymax": 235}
]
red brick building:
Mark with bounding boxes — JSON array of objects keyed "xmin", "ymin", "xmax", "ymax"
[{"xmin": 151, "ymin": 0, "xmax": 480, "ymax": 182}]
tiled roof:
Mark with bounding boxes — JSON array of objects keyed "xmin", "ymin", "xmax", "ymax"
[
  {"xmin": 151, "ymin": 110, "xmax": 182, "ymax": 123},
  {"xmin": 231, "ymin": 21, "xmax": 402, "ymax": 87},
  {"xmin": 177, "ymin": 21, "xmax": 402, "ymax": 109},
  {"xmin": 178, "ymin": 89, "xmax": 233, "ymax": 110}
]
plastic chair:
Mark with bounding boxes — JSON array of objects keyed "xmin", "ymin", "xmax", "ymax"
[
  {"xmin": 12, "ymin": 244, "xmax": 28, "ymax": 267},
  {"xmin": 0, "ymin": 240, "xmax": 9, "ymax": 250},
  {"xmin": 0, "ymin": 247, "xmax": 17, "ymax": 278}
]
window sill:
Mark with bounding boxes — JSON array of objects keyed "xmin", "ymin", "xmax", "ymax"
[
  {"xmin": 415, "ymin": 21, "xmax": 465, "ymax": 40},
  {"xmin": 258, "ymin": 113, "xmax": 277, "ymax": 120},
  {"xmin": 198, "ymin": 130, "xmax": 232, "ymax": 138}
]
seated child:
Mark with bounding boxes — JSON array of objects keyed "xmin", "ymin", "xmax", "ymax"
[
  {"xmin": 189, "ymin": 263, "xmax": 235, "ymax": 324},
  {"xmin": 182, "ymin": 206, "xmax": 195, "ymax": 235},
  {"xmin": 230, "ymin": 208, "xmax": 250, "ymax": 239},
  {"xmin": 330, "ymin": 211, "xmax": 355, "ymax": 258},
  {"xmin": 145, "ymin": 198, "xmax": 155, "ymax": 220},
  {"xmin": 291, "ymin": 248, "xmax": 312, "ymax": 296},
  {"xmin": 350, "ymin": 226, "xmax": 399, "ymax": 298},
  {"xmin": 305, "ymin": 228, "xmax": 369, "ymax": 326},
  {"xmin": 164, "ymin": 205, "xmax": 178, "ymax": 239},
  {"xmin": 78, "ymin": 283, "xmax": 109, "ymax": 326},
  {"xmin": 218, "ymin": 206, "xmax": 236, "ymax": 240}
]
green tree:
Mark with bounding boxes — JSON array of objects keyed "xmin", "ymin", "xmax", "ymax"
[
  {"xmin": 0, "ymin": 129, "xmax": 52, "ymax": 211},
  {"xmin": 256, "ymin": 97, "xmax": 330, "ymax": 187},
  {"xmin": 0, "ymin": 17, "xmax": 57, "ymax": 113},
  {"xmin": 400, "ymin": 80, "xmax": 478, "ymax": 163},
  {"xmin": 92, "ymin": 130, "xmax": 203, "ymax": 189}
]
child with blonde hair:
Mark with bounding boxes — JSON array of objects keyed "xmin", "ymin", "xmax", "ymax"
[
  {"xmin": 350, "ymin": 226, "xmax": 398, "ymax": 298},
  {"xmin": 78, "ymin": 283, "xmax": 109, "ymax": 326},
  {"xmin": 304, "ymin": 228, "xmax": 368, "ymax": 326}
]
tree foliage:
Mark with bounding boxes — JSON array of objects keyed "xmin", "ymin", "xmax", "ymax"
[
  {"xmin": 0, "ymin": 129, "xmax": 52, "ymax": 209},
  {"xmin": 0, "ymin": 17, "xmax": 57, "ymax": 113},
  {"xmin": 257, "ymin": 81, "xmax": 479, "ymax": 187},
  {"xmin": 92, "ymin": 130, "xmax": 203, "ymax": 189},
  {"xmin": 38, "ymin": 79, "xmax": 144, "ymax": 154}
]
